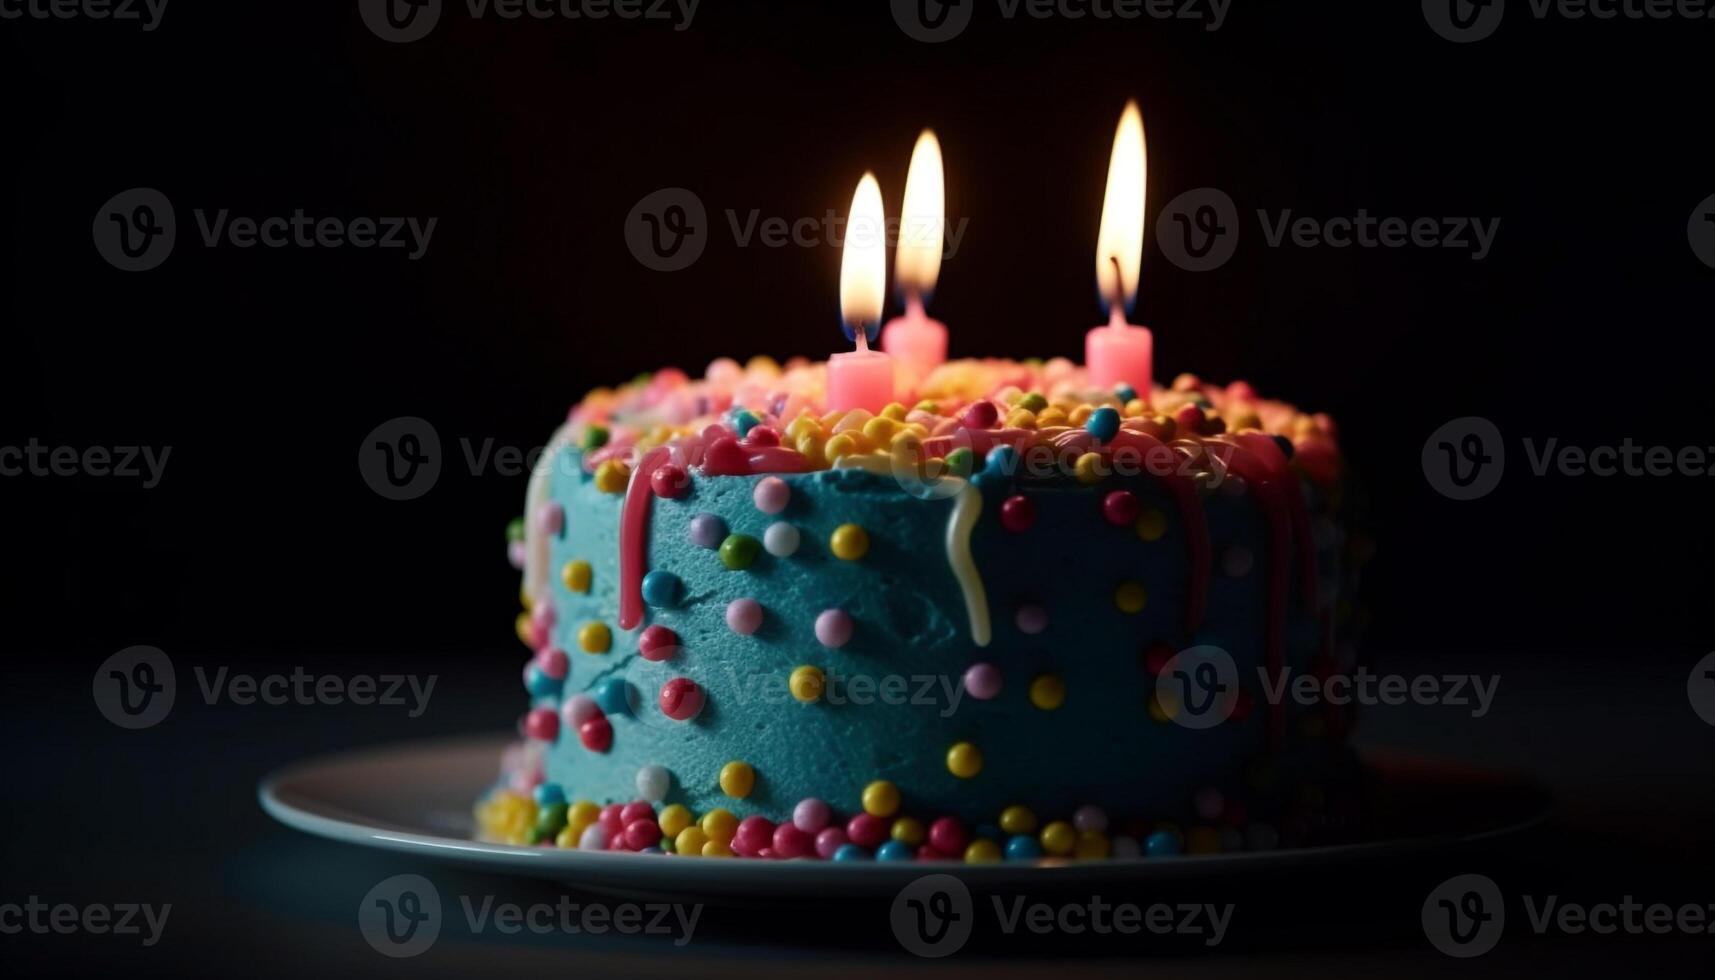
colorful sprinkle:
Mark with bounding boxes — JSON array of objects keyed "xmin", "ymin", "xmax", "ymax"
[
  {"xmin": 577, "ymin": 717, "xmax": 612, "ymax": 752},
  {"xmin": 688, "ymin": 513, "xmax": 727, "ymax": 549},
  {"xmin": 1014, "ymin": 604, "xmax": 1048, "ymax": 635},
  {"xmin": 1074, "ymin": 829, "xmax": 1111, "ymax": 859},
  {"xmin": 1074, "ymin": 452, "xmax": 1106, "ymax": 484},
  {"xmin": 640, "ymin": 570, "xmax": 682, "ymax": 607},
  {"xmin": 731, "ymin": 815, "xmax": 772, "ymax": 856},
  {"xmin": 578, "ymin": 823, "xmax": 610, "ymax": 850},
  {"xmin": 815, "ymin": 827, "xmax": 848, "ymax": 858},
  {"xmin": 658, "ymin": 803, "xmax": 693, "ymax": 837},
  {"xmin": 772, "ymin": 823, "xmax": 815, "ymax": 858},
  {"xmin": 846, "ymin": 812, "xmax": 890, "ymax": 848},
  {"xmin": 725, "ymin": 598, "xmax": 764, "ymax": 635},
  {"xmin": 965, "ymin": 839, "xmax": 1003, "ymax": 863},
  {"xmin": 999, "ymin": 495, "xmax": 1036, "ymax": 532},
  {"xmin": 962, "ymin": 662, "xmax": 1002, "ymax": 700},
  {"xmin": 890, "ymin": 817, "xmax": 926, "ymax": 845},
  {"xmin": 814, "ymin": 608, "xmax": 853, "ymax": 648},
  {"xmin": 793, "ymin": 798, "xmax": 831, "ymax": 833},
  {"xmin": 561, "ymin": 559, "xmax": 592, "ymax": 593},
  {"xmin": 638, "ymin": 624, "xmax": 679, "ymax": 661},
  {"xmin": 593, "ymin": 677, "xmax": 631, "ymax": 715},
  {"xmin": 577, "ymin": 621, "xmax": 612, "ymax": 653},
  {"xmin": 700, "ymin": 808, "xmax": 738, "ymax": 844},
  {"xmin": 1222, "ymin": 546, "xmax": 1255, "ymax": 577},
  {"xmin": 1102, "ymin": 489, "xmax": 1140, "ymax": 526},
  {"xmin": 581, "ymin": 425, "xmax": 609, "ymax": 451},
  {"xmin": 658, "ymin": 678, "xmax": 705, "ymax": 721},
  {"xmin": 650, "ymin": 463, "xmax": 689, "ymax": 498},
  {"xmin": 674, "ymin": 826, "xmax": 708, "ymax": 857},
  {"xmin": 1072, "ymin": 805, "xmax": 1108, "ymax": 833},
  {"xmin": 523, "ymin": 708, "xmax": 558, "ymax": 741},
  {"xmin": 719, "ymin": 761, "xmax": 756, "ymax": 799},
  {"xmin": 1004, "ymin": 835, "xmax": 1042, "ymax": 860},
  {"xmin": 753, "ymin": 476, "xmax": 790, "ymax": 514},
  {"xmin": 1028, "ymin": 674, "xmax": 1066, "ymax": 710},
  {"xmin": 1085, "ymin": 406, "xmax": 1121, "ymax": 442},
  {"xmin": 718, "ymin": 534, "xmax": 761, "ymax": 570},
  {"xmin": 624, "ymin": 818, "xmax": 663, "ymax": 850},
  {"xmin": 929, "ymin": 817, "xmax": 968, "ymax": 855},
  {"xmin": 1040, "ymin": 821, "xmax": 1076, "ymax": 856},
  {"xmin": 594, "ymin": 459, "xmax": 630, "ymax": 494},
  {"xmin": 946, "ymin": 742, "xmax": 983, "ymax": 779},
  {"xmin": 1145, "ymin": 830, "xmax": 1183, "ymax": 857},
  {"xmin": 862, "ymin": 780, "xmax": 900, "ymax": 818},
  {"xmin": 999, "ymin": 805, "xmax": 1037, "ymax": 835},
  {"xmin": 832, "ymin": 843, "xmax": 870, "ymax": 862},
  {"xmin": 788, "ymin": 665, "xmax": 825, "ymax": 703},
  {"xmin": 876, "ymin": 840, "xmax": 913, "ymax": 862},
  {"xmin": 536, "ymin": 502, "xmax": 564, "ymax": 535},
  {"xmin": 763, "ymin": 521, "xmax": 800, "ymax": 557},
  {"xmin": 829, "ymin": 523, "xmax": 870, "ymax": 560},
  {"xmin": 960, "ymin": 401, "xmax": 999, "ymax": 429},
  {"xmin": 561, "ymin": 693, "xmax": 601, "ymax": 727},
  {"xmin": 1114, "ymin": 581, "xmax": 1148, "ymax": 613}
]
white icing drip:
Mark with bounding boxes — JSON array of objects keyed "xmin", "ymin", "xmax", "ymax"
[{"xmin": 522, "ymin": 422, "xmax": 574, "ymax": 608}]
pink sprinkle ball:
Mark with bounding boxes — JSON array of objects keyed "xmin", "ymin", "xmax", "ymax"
[
  {"xmin": 847, "ymin": 813, "xmax": 890, "ymax": 848},
  {"xmin": 772, "ymin": 823, "xmax": 815, "ymax": 858},
  {"xmin": 637, "ymin": 624, "xmax": 679, "ymax": 662},
  {"xmin": 536, "ymin": 501, "xmax": 564, "ymax": 535},
  {"xmin": 578, "ymin": 824, "xmax": 610, "ymax": 850},
  {"xmin": 1073, "ymin": 805, "xmax": 1108, "ymax": 833},
  {"xmin": 928, "ymin": 817, "xmax": 967, "ymax": 856},
  {"xmin": 815, "ymin": 827, "xmax": 849, "ymax": 858},
  {"xmin": 961, "ymin": 400, "xmax": 1000, "ymax": 429},
  {"xmin": 624, "ymin": 819, "xmax": 663, "ymax": 850},
  {"xmin": 753, "ymin": 476, "xmax": 791, "ymax": 514},
  {"xmin": 562, "ymin": 693, "xmax": 603, "ymax": 727},
  {"xmin": 1015, "ymin": 604, "xmax": 1048, "ymax": 635},
  {"xmin": 793, "ymin": 798, "xmax": 831, "ymax": 833},
  {"xmin": 621, "ymin": 800, "xmax": 655, "ymax": 825},
  {"xmin": 688, "ymin": 513, "xmax": 727, "ymax": 549},
  {"xmin": 1102, "ymin": 490, "xmax": 1141, "ymax": 526},
  {"xmin": 963, "ymin": 662, "xmax": 1003, "ymax": 700},
  {"xmin": 725, "ymin": 598, "xmax": 764, "ymax": 635},
  {"xmin": 658, "ymin": 677, "xmax": 705, "ymax": 721},
  {"xmin": 523, "ymin": 708, "xmax": 559, "ymax": 741},
  {"xmin": 650, "ymin": 463, "xmax": 690, "ymax": 499},
  {"xmin": 534, "ymin": 647, "xmax": 568, "ymax": 680},
  {"xmin": 598, "ymin": 804, "xmax": 625, "ymax": 835},
  {"xmin": 732, "ymin": 816, "xmax": 775, "ymax": 857},
  {"xmin": 745, "ymin": 425, "xmax": 780, "ymax": 447},
  {"xmin": 999, "ymin": 494, "xmax": 1036, "ymax": 532},
  {"xmin": 814, "ymin": 609, "xmax": 854, "ymax": 648},
  {"xmin": 1173, "ymin": 404, "xmax": 1205, "ymax": 435}
]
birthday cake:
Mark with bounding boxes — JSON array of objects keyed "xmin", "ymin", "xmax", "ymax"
[{"xmin": 477, "ymin": 356, "xmax": 1366, "ymax": 862}]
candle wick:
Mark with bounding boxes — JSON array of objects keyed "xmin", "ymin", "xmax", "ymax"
[
  {"xmin": 1106, "ymin": 254, "xmax": 1128, "ymax": 328},
  {"xmin": 855, "ymin": 327, "xmax": 871, "ymax": 353},
  {"xmin": 905, "ymin": 291, "xmax": 926, "ymax": 320}
]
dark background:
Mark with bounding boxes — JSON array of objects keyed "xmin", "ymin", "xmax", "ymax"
[{"xmin": 4, "ymin": 0, "xmax": 1713, "ymax": 975}]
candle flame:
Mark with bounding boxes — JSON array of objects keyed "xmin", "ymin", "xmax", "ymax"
[
  {"xmin": 1095, "ymin": 100, "xmax": 1146, "ymax": 315},
  {"xmin": 840, "ymin": 171, "xmax": 887, "ymax": 343},
  {"xmin": 896, "ymin": 129, "xmax": 944, "ymax": 299}
]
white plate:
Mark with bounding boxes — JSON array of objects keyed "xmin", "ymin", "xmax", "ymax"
[{"xmin": 259, "ymin": 734, "xmax": 1549, "ymax": 901}]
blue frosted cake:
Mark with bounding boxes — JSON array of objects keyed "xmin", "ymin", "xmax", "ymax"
[{"xmin": 477, "ymin": 355, "xmax": 1363, "ymax": 862}]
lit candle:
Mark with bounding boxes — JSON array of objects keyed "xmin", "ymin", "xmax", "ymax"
[
  {"xmin": 827, "ymin": 172, "xmax": 895, "ymax": 414},
  {"xmin": 1084, "ymin": 100, "xmax": 1153, "ymax": 393},
  {"xmin": 881, "ymin": 129, "xmax": 948, "ymax": 372}
]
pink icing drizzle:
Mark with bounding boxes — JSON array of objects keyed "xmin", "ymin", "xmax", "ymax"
[{"xmin": 618, "ymin": 446, "xmax": 670, "ymax": 631}]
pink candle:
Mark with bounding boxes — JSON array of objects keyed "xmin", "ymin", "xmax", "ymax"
[
  {"xmin": 881, "ymin": 294, "xmax": 947, "ymax": 369},
  {"xmin": 827, "ymin": 331, "xmax": 894, "ymax": 414},
  {"xmin": 1085, "ymin": 307, "xmax": 1153, "ymax": 392}
]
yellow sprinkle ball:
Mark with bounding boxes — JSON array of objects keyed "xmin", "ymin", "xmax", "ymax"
[
  {"xmin": 561, "ymin": 559, "xmax": 592, "ymax": 593},
  {"xmin": 999, "ymin": 805, "xmax": 1038, "ymax": 835},
  {"xmin": 658, "ymin": 804, "xmax": 694, "ymax": 838},
  {"xmin": 577, "ymin": 621, "xmax": 611, "ymax": 653},
  {"xmin": 1074, "ymin": 829, "xmax": 1111, "ymax": 860},
  {"xmin": 891, "ymin": 817, "xmax": 926, "ymax": 845},
  {"xmin": 568, "ymin": 800, "xmax": 601, "ymax": 833},
  {"xmin": 789, "ymin": 665, "xmax": 825, "ymax": 703},
  {"xmin": 718, "ymin": 762, "xmax": 755, "ymax": 799},
  {"xmin": 1004, "ymin": 408, "xmax": 1038, "ymax": 430},
  {"xmin": 1074, "ymin": 452, "xmax": 1106, "ymax": 484},
  {"xmin": 1135, "ymin": 508, "xmax": 1168, "ymax": 542},
  {"xmin": 1035, "ymin": 406, "xmax": 1068, "ymax": 427},
  {"xmin": 862, "ymin": 780, "xmax": 900, "ymax": 818},
  {"xmin": 913, "ymin": 399, "xmax": 940, "ymax": 414},
  {"xmin": 824, "ymin": 433, "xmax": 862, "ymax": 461},
  {"xmin": 674, "ymin": 826, "xmax": 708, "ymax": 857},
  {"xmin": 700, "ymin": 807, "xmax": 738, "ymax": 843},
  {"xmin": 862, "ymin": 416, "xmax": 899, "ymax": 444},
  {"xmin": 514, "ymin": 612, "xmax": 532, "ymax": 646},
  {"xmin": 795, "ymin": 432, "xmax": 827, "ymax": 468},
  {"xmin": 1124, "ymin": 398, "xmax": 1150, "ymax": 418},
  {"xmin": 881, "ymin": 402, "xmax": 909, "ymax": 422},
  {"xmin": 829, "ymin": 523, "xmax": 870, "ymax": 560},
  {"xmin": 555, "ymin": 826, "xmax": 579, "ymax": 848},
  {"xmin": 946, "ymin": 741, "xmax": 984, "ymax": 779},
  {"xmin": 1040, "ymin": 821, "xmax": 1076, "ymax": 856},
  {"xmin": 1147, "ymin": 691, "xmax": 1175, "ymax": 723},
  {"xmin": 1068, "ymin": 404, "xmax": 1095, "ymax": 426},
  {"xmin": 1114, "ymin": 581, "xmax": 1148, "ymax": 614},
  {"xmin": 965, "ymin": 839, "xmax": 1003, "ymax": 863},
  {"xmin": 1187, "ymin": 826, "xmax": 1224, "ymax": 855},
  {"xmin": 701, "ymin": 839, "xmax": 734, "ymax": 858},
  {"xmin": 1029, "ymin": 674, "xmax": 1067, "ymax": 711},
  {"xmin": 594, "ymin": 459, "xmax": 630, "ymax": 494}
]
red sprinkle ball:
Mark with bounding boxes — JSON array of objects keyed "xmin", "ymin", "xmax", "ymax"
[
  {"xmin": 650, "ymin": 463, "xmax": 690, "ymax": 498},
  {"xmin": 999, "ymin": 494, "xmax": 1037, "ymax": 532},
  {"xmin": 638, "ymin": 624, "xmax": 680, "ymax": 662},
  {"xmin": 658, "ymin": 677, "xmax": 706, "ymax": 721},
  {"xmin": 578, "ymin": 717, "xmax": 613, "ymax": 752},
  {"xmin": 960, "ymin": 400, "xmax": 1000, "ymax": 430},
  {"xmin": 1102, "ymin": 489, "xmax": 1140, "ymax": 526}
]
